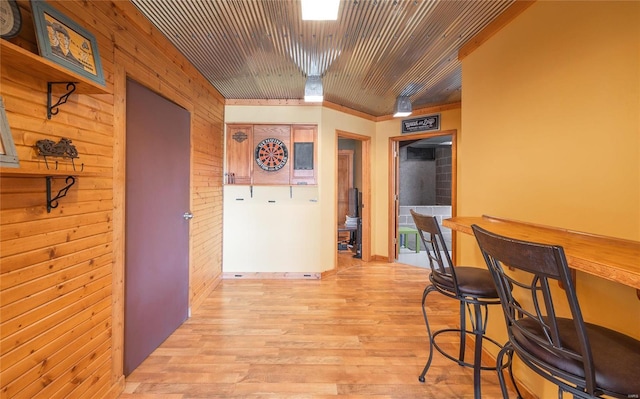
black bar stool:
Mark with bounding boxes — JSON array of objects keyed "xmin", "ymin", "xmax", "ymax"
[
  {"xmin": 473, "ymin": 224, "xmax": 640, "ymax": 399},
  {"xmin": 411, "ymin": 210, "xmax": 505, "ymax": 399}
]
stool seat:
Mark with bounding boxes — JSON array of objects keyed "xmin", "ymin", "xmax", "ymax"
[
  {"xmin": 432, "ymin": 266, "xmax": 499, "ymax": 297},
  {"xmin": 514, "ymin": 318, "xmax": 640, "ymax": 396}
]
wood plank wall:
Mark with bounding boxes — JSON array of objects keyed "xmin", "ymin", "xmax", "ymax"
[{"xmin": 0, "ymin": 1, "xmax": 225, "ymax": 398}]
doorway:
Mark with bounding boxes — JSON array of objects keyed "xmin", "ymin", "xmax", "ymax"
[
  {"xmin": 124, "ymin": 79, "xmax": 191, "ymax": 375},
  {"xmin": 336, "ymin": 130, "xmax": 371, "ymax": 265},
  {"xmin": 388, "ymin": 130, "xmax": 457, "ymax": 264}
]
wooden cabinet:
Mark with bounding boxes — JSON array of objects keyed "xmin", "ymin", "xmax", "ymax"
[
  {"xmin": 226, "ymin": 123, "xmax": 317, "ymax": 186},
  {"xmin": 290, "ymin": 124, "xmax": 317, "ymax": 185},
  {"xmin": 225, "ymin": 124, "xmax": 253, "ymax": 184}
]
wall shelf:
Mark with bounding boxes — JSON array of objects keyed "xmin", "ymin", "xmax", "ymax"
[
  {"xmin": 1, "ymin": 40, "xmax": 110, "ymax": 95},
  {"xmin": 1, "ymin": 39, "xmax": 110, "ymax": 211},
  {"xmin": 0, "ymin": 168, "xmax": 103, "ymax": 177},
  {"xmin": 1, "ymin": 167, "xmax": 105, "ymax": 212}
]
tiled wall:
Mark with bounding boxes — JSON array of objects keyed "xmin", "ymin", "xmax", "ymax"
[
  {"xmin": 398, "ymin": 205, "xmax": 452, "ymax": 250},
  {"xmin": 435, "ymin": 146, "xmax": 452, "ymax": 205}
]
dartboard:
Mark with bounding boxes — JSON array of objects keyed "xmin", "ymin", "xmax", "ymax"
[{"xmin": 255, "ymin": 138, "xmax": 288, "ymax": 171}]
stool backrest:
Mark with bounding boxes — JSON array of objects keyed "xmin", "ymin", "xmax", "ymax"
[
  {"xmin": 471, "ymin": 224, "xmax": 597, "ymax": 395},
  {"xmin": 410, "ymin": 210, "xmax": 458, "ymax": 290}
]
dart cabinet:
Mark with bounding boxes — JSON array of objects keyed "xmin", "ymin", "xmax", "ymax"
[{"xmin": 226, "ymin": 124, "xmax": 317, "ymax": 185}]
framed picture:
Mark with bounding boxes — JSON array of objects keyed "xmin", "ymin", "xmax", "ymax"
[
  {"xmin": 30, "ymin": 0, "xmax": 105, "ymax": 85},
  {"xmin": 401, "ymin": 113, "xmax": 441, "ymax": 134},
  {"xmin": 0, "ymin": 97, "xmax": 20, "ymax": 168}
]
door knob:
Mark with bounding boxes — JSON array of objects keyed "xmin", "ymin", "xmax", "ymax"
[{"xmin": 183, "ymin": 212, "xmax": 194, "ymax": 220}]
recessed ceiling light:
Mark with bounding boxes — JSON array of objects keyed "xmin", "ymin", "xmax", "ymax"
[{"xmin": 301, "ymin": 0, "xmax": 340, "ymax": 21}]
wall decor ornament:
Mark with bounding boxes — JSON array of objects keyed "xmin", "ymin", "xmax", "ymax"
[
  {"xmin": 0, "ymin": 0, "xmax": 22, "ymax": 39},
  {"xmin": 30, "ymin": 0, "xmax": 105, "ymax": 85},
  {"xmin": 255, "ymin": 137, "xmax": 288, "ymax": 171},
  {"xmin": 232, "ymin": 131, "xmax": 248, "ymax": 143},
  {"xmin": 401, "ymin": 113, "xmax": 441, "ymax": 134},
  {"xmin": 35, "ymin": 137, "xmax": 83, "ymax": 171},
  {"xmin": 0, "ymin": 96, "xmax": 19, "ymax": 168}
]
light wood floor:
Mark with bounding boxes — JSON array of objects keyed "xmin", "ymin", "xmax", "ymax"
[{"xmin": 119, "ymin": 255, "xmax": 515, "ymax": 398}]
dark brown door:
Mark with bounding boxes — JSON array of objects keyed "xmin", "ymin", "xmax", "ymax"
[{"xmin": 124, "ymin": 79, "xmax": 190, "ymax": 375}]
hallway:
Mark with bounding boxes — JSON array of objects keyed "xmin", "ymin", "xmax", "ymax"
[{"xmin": 120, "ymin": 259, "xmax": 512, "ymax": 398}]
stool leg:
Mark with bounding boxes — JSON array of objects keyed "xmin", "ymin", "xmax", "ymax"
[
  {"xmin": 472, "ymin": 303, "xmax": 483, "ymax": 399},
  {"xmin": 419, "ymin": 286, "xmax": 436, "ymax": 383},
  {"xmin": 458, "ymin": 301, "xmax": 467, "ymax": 364},
  {"xmin": 496, "ymin": 343, "xmax": 513, "ymax": 399}
]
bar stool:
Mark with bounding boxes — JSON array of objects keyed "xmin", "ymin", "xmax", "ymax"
[
  {"xmin": 410, "ymin": 210, "xmax": 505, "ymax": 399},
  {"xmin": 473, "ymin": 225, "xmax": 640, "ymax": 399}
]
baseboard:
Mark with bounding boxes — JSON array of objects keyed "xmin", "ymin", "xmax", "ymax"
[
  {"xmin": 101, "ymin": 375, "xmax": 125, "ymax": 399},
  {"xmin": 190, "ymin": 273, "xmax": 222, "ymax": 312},
  {"xmin": 222, "ymin": 272, "xmax": 321, "ymax": 279},
  {"xmin": 321, "ymin": 268, "xmax": 337, "ymax": 279}
]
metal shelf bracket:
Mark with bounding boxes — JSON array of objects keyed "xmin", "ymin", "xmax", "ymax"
[
  {"xmin": 46, "ymin": 175, "xmax": 76, "ymax": 213},
  {"xmin": 47, "ymin": 82, "xmax": 77, "ymax": 119}
]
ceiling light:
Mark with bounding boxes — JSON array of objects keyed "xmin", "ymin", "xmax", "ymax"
[
  {"xmin": 301, "ymin": 0, "xmax": 340, "ymax": 21},
  {"xmin": 304, "ymin": 75, "xmax": 323, "ymax": 102},
  {"xmin": 393, "ymin": 96, "xmax": 412, "ymax": 117}
]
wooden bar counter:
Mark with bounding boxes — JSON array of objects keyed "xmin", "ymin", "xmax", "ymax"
[{"xmin": 443, "ymin": 215, "xmax": 640, "ymax": 290}]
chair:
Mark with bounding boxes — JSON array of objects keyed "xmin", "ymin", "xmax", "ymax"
[
  {"xmin": 411, "ymin": 210, "xmax": 504, "ymax": 399},
  {"xmin": 472, "ymin": 224, "xmax": 640, "ymax": 399}
]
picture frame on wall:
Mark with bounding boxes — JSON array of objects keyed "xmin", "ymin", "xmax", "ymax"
[
  {"xmin": 401, "ymin": 113, "xmax": 441, "ymax": 134},
  {"xmin": 0, "ymin": 97, "xmax": 20, "ymax": 168},
  {"xmin": 30, "ymin": 0, "xmax": 105, "ymax": 85}
]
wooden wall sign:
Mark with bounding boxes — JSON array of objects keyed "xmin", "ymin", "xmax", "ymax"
[
  {"xmin": 401, "ymin": 113, "xmax": 441, "ymax": 134},
  {"xmin": 0, "ymin": 0, "xmax": 22, "ymax": 39}
]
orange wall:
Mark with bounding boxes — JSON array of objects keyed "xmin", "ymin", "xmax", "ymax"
[
  {"xmin": 460, "ymin": 1, "xmax": 639, "ymax": 239},
  {"xmin": 459, "ymin": 1, "xmax": 639, "ymax": 397}
]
